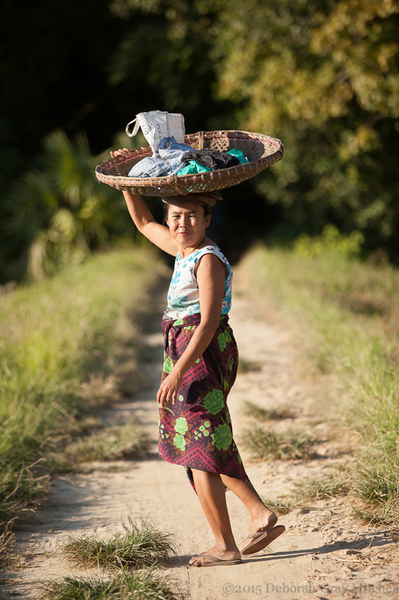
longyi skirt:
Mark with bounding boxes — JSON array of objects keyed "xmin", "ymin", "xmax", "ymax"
[{"xmin": 158, "ymin": 313, "xmax": 248, "ymax": 491}]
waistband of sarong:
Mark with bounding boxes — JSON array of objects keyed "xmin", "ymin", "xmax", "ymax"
[{"xmin": 161, "ymin": 312, "xmax": 230, "ymax": 333}]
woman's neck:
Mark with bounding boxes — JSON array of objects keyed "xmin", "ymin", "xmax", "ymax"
[{"xmin": 179, "ymin": 236, "xmax": 213, "ymax": 259}]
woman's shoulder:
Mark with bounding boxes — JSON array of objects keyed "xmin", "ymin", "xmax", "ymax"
[
  {"xmin": 193, "ymin": 243, "xmax": 229, "ymax": 264},
  {"xmin": 190, "ymin": 244, "xmax": 232, "ymax": 281}
]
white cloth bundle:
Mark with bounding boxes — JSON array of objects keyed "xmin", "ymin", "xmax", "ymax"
[{"xmin": 125, "ymin": 111, "xmax": 186, "ymax": 157}]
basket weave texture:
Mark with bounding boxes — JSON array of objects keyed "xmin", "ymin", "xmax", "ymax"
[{"xmin": 95, "ymin": 130, "xmax": 284, "ymax": 197}]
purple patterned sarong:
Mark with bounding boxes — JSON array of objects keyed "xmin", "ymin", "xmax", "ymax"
[{"xmin": 158, "ymin": 313, "xmax": 248, "ymax": 492}]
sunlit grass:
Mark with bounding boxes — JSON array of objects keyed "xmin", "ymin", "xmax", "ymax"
[
  {"xmin": 41, "ymin": 567, "xmax": 180, "ymax": 600},
  {"xmin": 294, "ymin": 467, "xmax": 353, "ymax": 503},
  {"xmin": 262, "ymin": 497, "xmax": 293, "ymax": 515},
  {"xmin": 238, "ymin": 358, "xmax": 262, "ymax": 372},
  {"xmin": 60, "ymin": 522, "xmax": 175, "ymax": 571},
  {"xmin": 242, "ymin": 424, "xmax": 315, "ymax": 461},
  {"xmin": 243, "ymin": 244, "xmax": 399, "ymax": 524},
  {"xmin": 243, "ymin": 400, "xmax": 295, "ymax": 421},
  {"xmin": 0, "ymin": 248, "xmax": 168, "ymax": 527},
  {"xmin": 48, "ymin": 419, "xmax": 151, "ymax": 472}
]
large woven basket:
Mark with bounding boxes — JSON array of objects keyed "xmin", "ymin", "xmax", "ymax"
[{"xmin": 95, "ymin": 130, "xmax": 284, "ymax": 197}]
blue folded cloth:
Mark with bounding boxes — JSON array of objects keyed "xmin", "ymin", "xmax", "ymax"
[
  {"xmin": 128, "ymin": 138, "xmax": 249, "ymax": 179},
  {"xmin": 128, "ymin": 136, "xmax": 194, "ymax": 178}
]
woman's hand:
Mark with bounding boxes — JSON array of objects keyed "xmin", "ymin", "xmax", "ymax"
[
  {"xmin": 110, "ymin": 148, "xmax": 130, "ymax": 159},
  {"xmin": 157, "ymin": 369, "xmax": 183, "ymax": 408}
]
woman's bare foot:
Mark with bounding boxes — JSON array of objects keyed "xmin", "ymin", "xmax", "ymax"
[
  {"xmin": 241, "ymin": 509, "xmax": 283, "ymax": 555},
  {"xmin": 189, "ymin": 544, "xmax": 241, "ymax": 567},
  {"xmin": 248, "ymin": 508, "xmax": 277, "ymax": 535}
]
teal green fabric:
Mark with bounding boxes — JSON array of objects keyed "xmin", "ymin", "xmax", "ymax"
[
  {"xmin": 176, "ymin": 147, "xmax": 248, "ymax": 176},
  {"xmin": 177, "ymin": 161, "xmax": 211, "ymax": 176},
  {"xmin": 227, "ymin": 148, "xmax": 249, "ymax": 164}
]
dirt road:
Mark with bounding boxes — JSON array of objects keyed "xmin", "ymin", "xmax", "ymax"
[{"xmin": 2, "ymin": 269, "xmax": 399, "ymax": 599}]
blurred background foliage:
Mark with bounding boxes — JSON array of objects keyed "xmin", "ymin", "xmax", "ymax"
[{"xmin": 1, "ymin": 0, "xmax": 398, "ymax": 282}]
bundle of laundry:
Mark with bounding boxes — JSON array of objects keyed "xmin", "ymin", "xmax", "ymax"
[{"xmin": 128, "ymin": 137, "xmax": 248, "ymax": 179}]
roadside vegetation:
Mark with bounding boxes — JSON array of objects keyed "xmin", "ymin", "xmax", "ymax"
[
  {"xmin": 243, "ymin": 231, "xmax": 399, "ymax": 526},
  {"xmin": 42, "ymin": 567, "xmax": 179, "ymax": 600},
  {"xmin": 243, "ymin": 425, "xmax": 315, "ymax": 461},
  {"xmin": 61, "ymin": 521, "xmax": 175, "ymax": 571},
  {"xmin": 0, "ymin": 247, "xmax": 168, "ymax": 562},
  {"xmin": 40, "ymin": 522, "xmax": 178, "ymax": 600}
]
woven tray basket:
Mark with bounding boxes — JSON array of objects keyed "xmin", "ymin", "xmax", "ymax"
[{"xmin": 95, "ymin": 130, "xmax": 284, "ymax": 197}]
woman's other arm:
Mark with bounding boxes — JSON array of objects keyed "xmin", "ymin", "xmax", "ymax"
[{"xmin": 157, "ymin": 253, "xmax": 226, "ymax": 407}]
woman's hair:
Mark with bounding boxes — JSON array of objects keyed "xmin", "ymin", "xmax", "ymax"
[{"xmin": 163, "ymin": 201, "xmax": 211, "ymax": 223}]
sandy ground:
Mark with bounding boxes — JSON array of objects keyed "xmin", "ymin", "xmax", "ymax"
[{"xmin": 2, "ymin": 270, "xmax": 399, "ymax": 600}]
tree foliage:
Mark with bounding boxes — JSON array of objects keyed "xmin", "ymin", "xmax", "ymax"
[
  {"xmin": 108, "ymin": 0, "xmax": 399, "ymax": 258},
  {"xmin": 2, "ymin": 131, "xmax": 134, "ymax": 281},
  {"xmin": 210, "ymin": 0, "xmax": 399, "ymax": 254},
  {"xmin": 1, "ymin": 0, "xmax": 399, "ymax": 281}
]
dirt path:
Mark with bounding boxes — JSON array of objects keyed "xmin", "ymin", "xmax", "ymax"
[{"xmin": 2, "ymin": 269, "xmax": 399, "ymax": 600}]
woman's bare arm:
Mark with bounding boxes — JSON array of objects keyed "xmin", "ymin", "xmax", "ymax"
[
  {"xmin": 111, "ymin": 149, "xmax": 178, "ymax": 256},
  {"xmin": 157, "ymin": 253, "xmax": 226, "ymax": 407},
  {"xmin": 122, "ymin": 190, "xmax": 178, "ymax": 256}
]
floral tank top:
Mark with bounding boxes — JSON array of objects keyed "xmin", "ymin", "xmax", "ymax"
[{"xmin": 165, "ymin": 244, "xmax": 232, "ymax": 319}]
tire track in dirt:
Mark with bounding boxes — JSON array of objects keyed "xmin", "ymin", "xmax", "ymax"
[{"xmin": 2, "ymin": 270, "xmax": 398, "ymax": 599}]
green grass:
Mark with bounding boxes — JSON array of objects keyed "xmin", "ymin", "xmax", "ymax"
[
  {"xmin": 41, "ymin": 567, "xmax": 180, "ymax": 600},
  {"xmin": 262, "ymin": 497, "xmax": 293, "ymax": 515},
  {"xmin": 243, "ymin": 400, "xmax": 295, "ymax": 421},
  {"xmin": 48, "ymin": 419, "xmax": 151, "ymax": 472},
  {"xmin": 294, "ymin": 467, "xmax": 353, "ymax": 503},
  {"xmin": 60, "ymin": 522, "xmax": 175, "ymax": 570},
  {"xmin": 238, "ymin": 358, "xmax": 262, "ymax": 372},
  {"xmin": 243, "ymin": 243, "xmax": 399, "ymax": 524},
  {"xmin": 242, "ymin": 424, "xmax": 315, "ymax": 461},
  {"xmin": 0, "ymin": 247, "xmax": 168, "ymax": 526}
]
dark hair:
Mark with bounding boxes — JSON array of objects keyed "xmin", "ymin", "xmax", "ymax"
[{"xmin": 163, "ymin": 201, "xmax": 211, "ymax": 224}]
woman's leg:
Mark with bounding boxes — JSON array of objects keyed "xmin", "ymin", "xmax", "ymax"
[
  {"xmin": 189, "ymin": 469, "xmax": 241, "ymax": 566},
  {"xmin": 220, "ymin": 474, "xmax": 285, "ymax": 553},
  {"xmin": 220, "ymin": 474, "xmax": 277, "ymax": 534}
]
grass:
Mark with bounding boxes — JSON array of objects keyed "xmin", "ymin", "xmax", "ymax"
[
  {"xmin": 60, "ymin": 522, "xmax": 175, "ymax": 570},
  {"xmin": 41, "ymin": 567, "xmax": 180, "ymax": 600},
  {"xmin": 48, "ymin": 419, "xmax": 151, "ymax": 472},
  {"xmin": 242, "ymin": 424, "xmax": 315, "ymax": 461},
  {"xmin": 263, "ymin": 467, "xmax": 352, "ymax": 516},
  {"xmin": 243, "ymin": 400, "xmax": 295, "ymax": 421},
  {"xmin": 41, "ymin": 524, "xmax": 179, "ymax": 600},
  {"xmin": 238, "ymin": 358, "xmax": 262, "ymax": 372},
  {"xmin": 294, "ymin": 467, "xmax": 353, "ymax": 503},
  {"xmin": 0, "ymin": 522, "xmax": 14, "ymax": 568},
  {"xmin": 243, "ymin": 243, "xmax": 399, "ymax": 524},
  {"xmin": 0, "ymin": 247, "xmax": 168, "ymax": 526},
  {"xmin": 262, "ymin": 497, "xmax": 293, "ymax": 515}
]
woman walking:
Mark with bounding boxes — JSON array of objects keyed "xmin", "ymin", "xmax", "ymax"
[{"xmin": 112, "ymin": 149, "xmax": 284, "ymax": 566}]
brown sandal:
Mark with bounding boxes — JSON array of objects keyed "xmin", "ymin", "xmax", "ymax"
[{"xmin": 241, "ymin": 525, "xmax": 285, "ymax": 555}]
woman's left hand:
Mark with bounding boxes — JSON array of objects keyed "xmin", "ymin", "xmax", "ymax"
[{"xmin": 157, "ymin": 370, "xmax": 182, "ymax": 408}]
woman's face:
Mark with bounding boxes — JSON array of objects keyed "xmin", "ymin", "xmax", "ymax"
[{"xmin": 166, "ymin": 202, "xmax": 210, "ymax": 251}]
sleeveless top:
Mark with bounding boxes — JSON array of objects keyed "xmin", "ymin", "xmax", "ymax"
[{"xmin": 165, "ymin": 244, "xmax": 233, "ymax": 319}]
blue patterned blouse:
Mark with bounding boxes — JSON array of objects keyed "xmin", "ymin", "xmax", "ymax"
[{"xmin": 165, "ymin": 244, "xmax": 232, "ymax": 319}]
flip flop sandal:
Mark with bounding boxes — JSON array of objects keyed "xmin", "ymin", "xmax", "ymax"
[
  {"xmin": 189, "ymin": 554, "xmax": 243, "ymax": 567},
  {"xmin": 241, "ymin": 525, "xmax": 285, "ymax": 555}
]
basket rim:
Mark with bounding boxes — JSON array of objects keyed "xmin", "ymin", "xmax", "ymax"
[{"xmin": 95, "ymin": 129, "xmax": 284, "ymax": 194}]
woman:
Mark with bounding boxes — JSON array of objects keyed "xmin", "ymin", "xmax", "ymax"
[{"xmin": 112, "ymin": 149, "xmax": 284, "ymax": 567}]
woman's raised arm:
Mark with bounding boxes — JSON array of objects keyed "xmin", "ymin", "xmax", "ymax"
[{"xmin": 111, "ymin": 149, "xmax": 178, "ymax": 256}]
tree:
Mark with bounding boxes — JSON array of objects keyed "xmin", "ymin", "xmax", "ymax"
[
  {"xmin": 211, "ymin": 0, "xmax": 399, "ymax": 256},
  {"xmin": 108, "ymin": 0, "xmax": 399, "ymax": 258},
  {"xmin": 2, "ymin": 131, "xmax": 135, "ymax": 281}
]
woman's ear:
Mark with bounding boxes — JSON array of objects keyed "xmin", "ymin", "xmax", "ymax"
[{"xmin": 205, "ymin": 214, "xmax": 211, "ymax": 228}]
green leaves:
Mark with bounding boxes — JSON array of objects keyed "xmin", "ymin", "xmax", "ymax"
[{"xmin": 3, "ymin": 130, "xmax": 131, "ymax": 281}]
